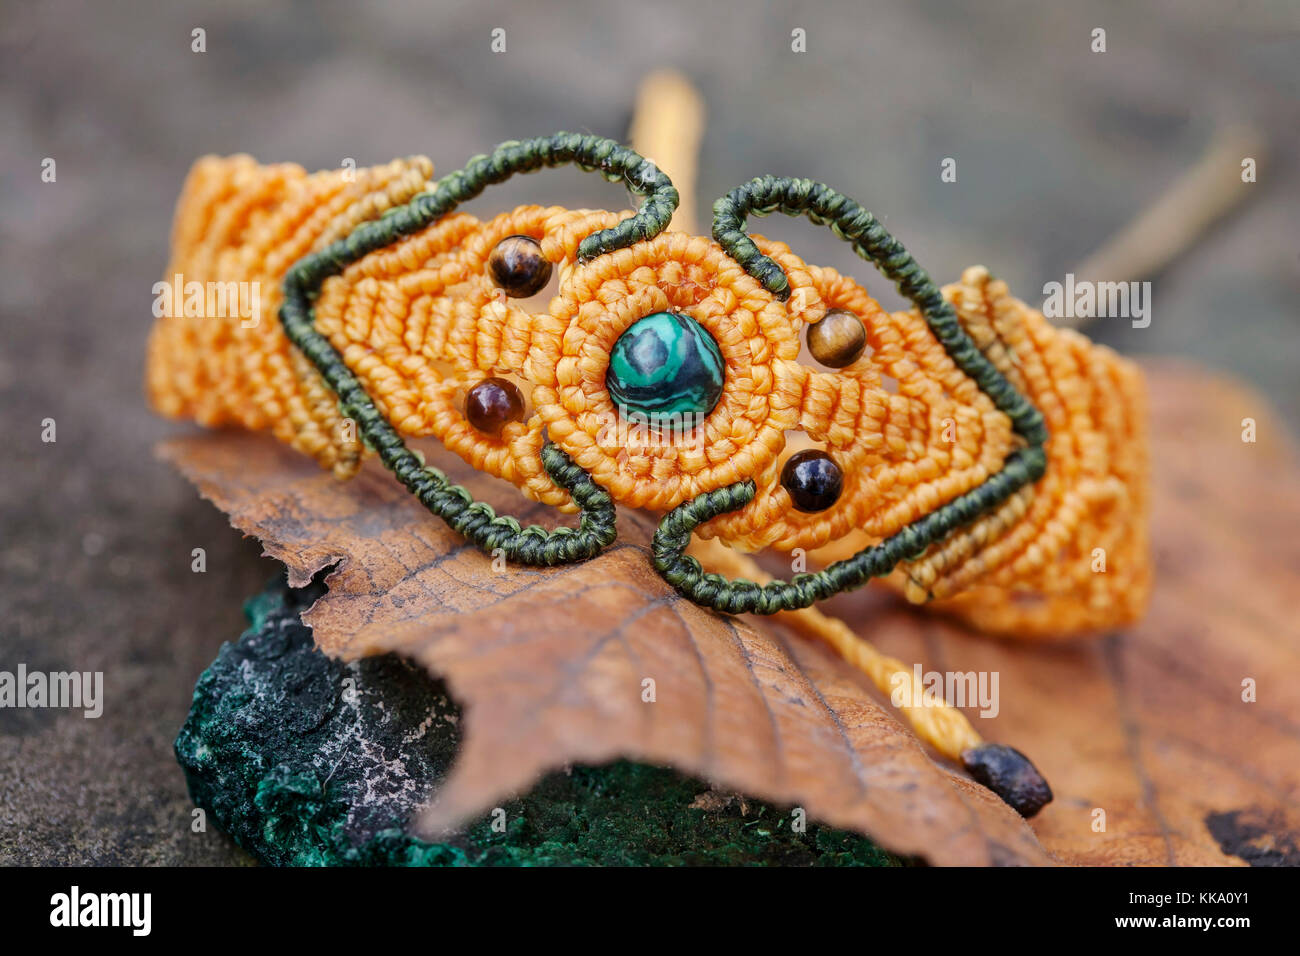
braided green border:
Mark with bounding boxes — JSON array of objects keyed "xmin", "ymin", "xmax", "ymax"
[
  {"xmin": 279, "ymin": 133, "xmax": 679, "ymax": 565},
  {"xmin": 649, "ymin": 176, "xmax": 1049, "ymax": 613}
]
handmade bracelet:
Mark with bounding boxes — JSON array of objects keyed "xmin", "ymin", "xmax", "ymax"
[{"xmin": 148, "ymin": 133, "xmax": 1150, "ymax": 816}]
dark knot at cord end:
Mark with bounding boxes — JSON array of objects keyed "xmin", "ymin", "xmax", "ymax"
[{"xmin": 960, "ymin": 743, "xmax": 1053, "ymax": 819}]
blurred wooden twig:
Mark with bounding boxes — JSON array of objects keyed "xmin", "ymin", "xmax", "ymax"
[
  {"xmin": 1063, "ymin": 125, "xmax": 1265, "ymax": 328},
  {"xmin": 629, "ymin": 69, "xmax": 705, "ymax": 235}
]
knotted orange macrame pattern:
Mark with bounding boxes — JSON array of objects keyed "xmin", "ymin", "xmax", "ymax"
[{"xmin": 147, "ymin": 156, "xmax": 1150, "ymax": 637}]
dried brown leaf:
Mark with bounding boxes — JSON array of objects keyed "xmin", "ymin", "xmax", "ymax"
[
  {"xmin": 823, "ymin": 359, "xmax": 1300, "ymax": 865},
  {"xmin": 158, "ymin": 360, "xmax": 1300, "ymax": 865}
]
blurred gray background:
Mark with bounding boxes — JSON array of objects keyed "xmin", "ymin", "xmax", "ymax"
[{"xmin": 1, "ymin": 0, "xmax": 1296, "ymax": 864}]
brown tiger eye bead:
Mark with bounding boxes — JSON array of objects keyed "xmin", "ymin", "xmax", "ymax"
[
  {"xmin": 487, "ymin": 235, "xmax": 552, "ymax": 298},
  {"xmin": 465, "ymin": 377, "xmax": 525, "ymax": 436},
  {"xmin": 806, "ymin": 308, "xmax": 866, "ymax": 368}
]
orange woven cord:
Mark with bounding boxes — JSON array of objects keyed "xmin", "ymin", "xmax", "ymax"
[
  {"xmin": 147, "ymin": 154, "xmax": 435, "ymax": 477},
  {"xmin": 904, "ymin": 266, "xmax": 1149, "ymax": 636},
  {"xmin": 146, "ymin": 155, "xmax": 1150, "ymax": 640},
  {"xmin": 809, "ymin": 267, "xmax": 1150, "ymax": 637}
]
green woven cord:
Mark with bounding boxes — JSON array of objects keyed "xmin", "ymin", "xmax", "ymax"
[
  {"xmin": 279, "ymin": 134, "xmax": 679, "ymax": 566},
  {"xmin": 713, "ymin": 176, "xmax": 1045, "ymax": 445},
  {"xmin": 646, "ymin": 175, "xmax": 1052, "ymax": 614}
]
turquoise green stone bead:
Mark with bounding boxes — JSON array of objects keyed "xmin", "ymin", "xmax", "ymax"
[{"xmin": 605, "ymin": 311, "xmax": 725, "ymax": 419}]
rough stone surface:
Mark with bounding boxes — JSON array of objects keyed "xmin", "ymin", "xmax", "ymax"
[{"xmin": 177, "ymin": 575, "xmax": 899, "ymax": 866}]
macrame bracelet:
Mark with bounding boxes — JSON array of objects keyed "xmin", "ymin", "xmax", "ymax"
[{"xmin": 147, "ymin": 133, "xmax": 1152, "ymax": 817}]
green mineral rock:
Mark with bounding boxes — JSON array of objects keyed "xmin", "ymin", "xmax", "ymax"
[{"xmin": 175, "ymin": 574, "xmax": 900, "ymax": 866}]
